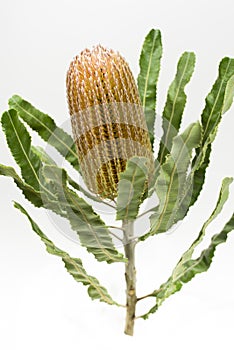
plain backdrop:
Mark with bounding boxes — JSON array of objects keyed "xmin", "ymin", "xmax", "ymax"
[{"xmin": 0, "ymin": 0, "xmax": 234, "ymax": 349}]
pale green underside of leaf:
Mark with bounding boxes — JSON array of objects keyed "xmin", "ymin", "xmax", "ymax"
[
  {"xmin": 116, "ymin": 157, "xmax": 149, "ymax": 221},
  {"xmin": 8, "ymin": 95, "xmax": 80, "ymax": 172},
  {"xmin": 0, "ymin": 164, "xmax": 43, "ymax": 207},
  {"xmin": 222, "ymin": 74, "xmax": 234, "ymax": 114},
  {"xmin": 31, "ymin": 146, "xmax": 57, "ymax": 165},
  {"xmin": 14, "ymin": 202, "xmax": 119, "ymax": 306},
  {"xmin": 32, "ymin": 145, "xmax": 104, "ymax": 205},
  {"xmin": 141, "ymin": 122, "xmax": 201, "ymax": 240},
  {"xmin": 140, "ymin": 178, "xmax": 234, "ymax": 319},
  {"xmin": 67, "ymin": 176, "xmax": 105, "ymax": 205},
  {"xmin": 137, "ymin": 29, "xmax": 162, "ymax": 146},
  {"xmin": 157, "ymin": 51, "xmax": 196, "ymax": 166},
  {"xmin": 42, "ymin": 165, "xmax": 125, "ymax": 264}
]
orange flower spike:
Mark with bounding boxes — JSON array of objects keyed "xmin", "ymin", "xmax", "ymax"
[{"xmin": 66, "ymin": 45, "xmax": 153, "ymax": 199}]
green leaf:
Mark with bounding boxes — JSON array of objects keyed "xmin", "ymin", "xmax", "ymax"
[
  {"xmin": 141, "ymin": 122, "xmax": 201, "ymax": 240},
  {"xmin": 0, "ymin": 164, "xmax": 43, "ymax": 207},
  {"xmin": 1, "ymin": 110, "xmax": 42, "ymax": 191},
  {"xmin": 201, "ymin": 58, "xmax": 234, "ymax": 142},
  {"xmin": 140, "ymin": 178, "xmax": 233, "ymax": 319},
  {"xmin": 184, "ymin": 57, "xmax": 234, "ymax": 209},
  {"xmin": 32, "ymin": 145, "xmax": 105, "ymax": 205},
  {"xmin": 42, "ymin": 165, "xmax": 125, "ymax": 264},
  {"xmin": 137, "ymin": 29, "xmax": 162, "ymax": 146},
  {"xmin": 116, "ymin": 157, "xmax": 149, "ymax": 221},
  {"xmin": 188, "ymin": 144, "xmax": 212, "ymax": 207},
  {"xmin": 67, "ymin": 175, "xmax": 107, "ymax": 205},
  {"xmin": 8, "ymin": 95, "xmax": 80, "ymax": 171},
  {"xmin": 14, "ymin": 202, "xmax": 119, "ymax": 306},
  {"xmin": 222, "ymin": 74, "xmax": 234, "ymax": 114},
  {"xmin": 157, "ymin": 52, "xmax": 196, "ymax": 166},
  {"xmin": 173, "ymin": 177, "xmax": 233, "ymax": 268},
  {"xmin": 31, "ymin": 146, "xmax": 56, "ymax": 165},
  {"xmin": 1, "ymin": 109, "xmax": 56, "ymax": 201}
]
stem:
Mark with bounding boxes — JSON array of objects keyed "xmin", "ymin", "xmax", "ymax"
[
  {"xmin": 102, "ymin": 200, "xmax": 116, "ymax": 209},
  {"xmin": 137, "ymin": 293, "xmax": 154, "ymax": 302},
  {"xmin": 109, "ymin": 231, "xmax": 123, "ymax": 243},
  {"xmin": 108, "ymin": 225, "xmax": 124, "ymax": 231},
  {"xmin": 137, "ymin": 288, "xmax": 162, "ymax": 302},
  {"xmin": 136, "ymin": 206, "xmax": 158, "ymax": 220},
  {"xmin": 122, "ymin": 219, "xmax": 137, "ymax": 336}
]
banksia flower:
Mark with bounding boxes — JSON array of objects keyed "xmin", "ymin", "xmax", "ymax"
[{"xmin": 66, "ymin": 45, "xmax": 153, "ymax": 199}]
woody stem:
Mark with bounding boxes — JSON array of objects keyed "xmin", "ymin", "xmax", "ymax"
[{"xmin": 123, "ymin": 219, "xmax": 137, "ymax": 336}]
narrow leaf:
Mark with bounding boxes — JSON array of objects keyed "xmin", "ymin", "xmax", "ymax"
[
  {"xmin": 140, "ymin": 178, "xmax": 233, "ymax": 319},
  {"xmin": 116, "ymin": 157, "xmax": 149, "ymax": 221},
  {"xmin": 0, "ymin": 164, "xmax": 43, "ymax": 207},
  {"xmin": 42, "ymin": 165, "xmax": 125, "ymax": 264},
  {"xmin": 8, "ymin": 95, "xmax": 80, "ymax": 171},
  {"xmin": 141, "ymin": 122, "xmax": 201, "ymax": 240},
  {"xmin": 185, "ymin": 57, "xmax": 234, "ymax": 209},
  {"xmin": 173, "ymin": 177, "xmax": 233, "ymax": 271},
  {"xmin": 157, "ymin": 52, "xmax": 196, "ymax": 165},
  {"xmin": 187, "ymin": 144, "xmax": 212, "ymax": 207},
  {"xmin": 137, "ymin": 29, "xmax": 162, "ymax": 146},
  {"xmin": 14, "ymin": 202, "xmax": 118, "ymax": 306},
  {"xmin": 1, "ymin": 109, "xmax": 56, "ymax": 201},
  {"xmin": 1, "ymin": 110, "xmax": 42, "ymax": 191},
  {"xmin": 201, "ymin": 58, "xmax": 234, "ymax": 142}
]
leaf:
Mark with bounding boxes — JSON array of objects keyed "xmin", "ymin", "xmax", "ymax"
[
  {"xmin": 32, "ymin": 145, "xmax": 104, "ymax": 205},
  {"xmin": 201, "ymin": 58, "xmax": 234, "ymax": 142},
  {"xmin": 222, "ymin": 74, "xmax": 234, "ymax": 114},
  {"xmin": 31, "ymin": 146, "xmax": 56, "ymax": 165},
  {"xmin": 137, "ymin": 29, "xmax": 162, "ymax": 146},
  {"xmin": 140, "ymin": 178, "xmax": 234, "ymax": 319},
  {"xmin": 1, "ymin": 110, "xmax": 42, "ymax": 191},
  {"xmin": 42, "ymin": 165, "xmax": 125, "ymax": 264},
  {"xmin": 142, "ymin": 214, "xmax": 234, "ymax": 319},
  {"xmin": 184, "ymin": 57, "xmax": 234, "ymax": 209},
  {"xmin": 188, "ymin": 144, "xmax": 212, "ymax": 207},
  {"xmin": 173, "ymin": 177, "xmax": 233, "ymax": 270},
  {"xmin": 0, "ymin": 164, "xmax": 43, "ymax": 207},
  {"xmin": 171, "ymin": 143, "xmax": 212, "ymax": 225},
  {"xmin": 14, "ymin": 202, "xmax": 119, "ymax": 306},
  {"xmin": 67, "ymin": 175, "xmax": 107, "ymax": 205},
  {"xmin": 116, "ymin": 157, "xmax": 149, "ymax": 221},
  {"xmin": 141, "ymin": 122, "xmax": 201, "ymax": 240},
  {"xmin": 157, "ymin": 52, "xmax": 196, "ymax": 166},
  {"xmin": 1, "ymin": 109, "xmax": 56, "ymax": 201},
  {"xmin": 8, "ymin": 95, "xmax": 80, "ymax": 171}
]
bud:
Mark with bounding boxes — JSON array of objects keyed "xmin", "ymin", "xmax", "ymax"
[{"xmin": 66, "ymin": 45, "xmax": 153, "ymax": 199}]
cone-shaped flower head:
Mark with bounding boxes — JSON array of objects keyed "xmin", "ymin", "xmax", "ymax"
[{"xmin": 66, "ymin": 45, "xmax": 153, "ymax": 199}]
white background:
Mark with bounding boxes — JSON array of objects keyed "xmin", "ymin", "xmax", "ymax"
[{"xmin": 0, "ymin": 0, "xmax": 234, "ymax": 349}]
